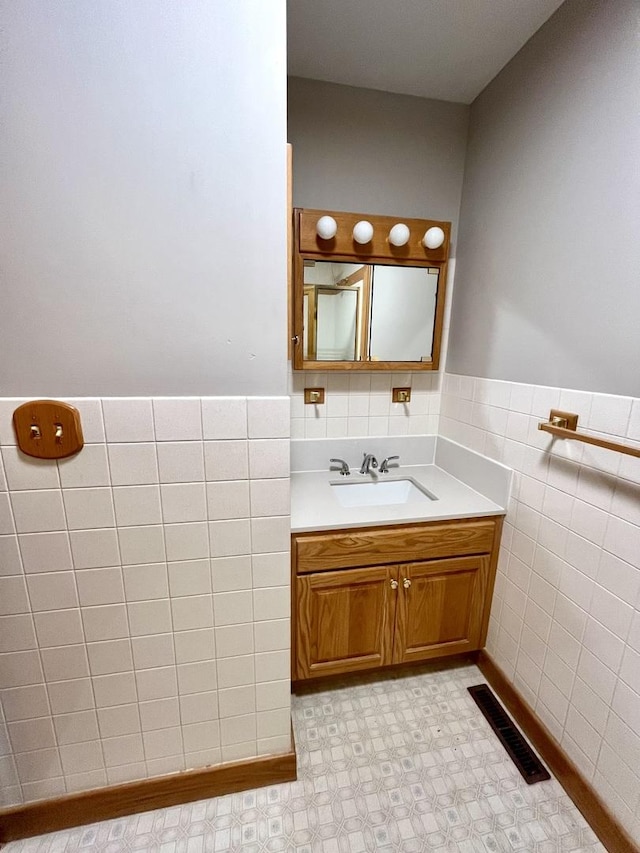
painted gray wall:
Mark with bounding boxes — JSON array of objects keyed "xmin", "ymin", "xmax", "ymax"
[
  {"xmin": 448, "ymin": 0, "xmax": 640, "ymax": 396},
  {"xmin": 0, "ymin": 1, "xmax": 287, "ymax": 396},
  {"xmin": 288, "ymin": 78, "xmax": 469, "ymax": 245}
]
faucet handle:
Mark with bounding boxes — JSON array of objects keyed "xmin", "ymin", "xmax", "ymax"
[
  {"xmin": 380, "ymin": 455, "xmax": 399, "ymax": 473},
  {"xmin": 330, "ymin": 458, "xmax": 350, "ymax": 476}
]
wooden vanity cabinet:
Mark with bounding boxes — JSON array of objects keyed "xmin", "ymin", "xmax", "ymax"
[
  {"xmin": 393, "ymin": 555, "xmax": 490, "ymax": 664},
  {"xmin": 292, "ymin": 517, "xmax": 503, "ymax": 682},
  {"xmin": 296, "ymin": 565, "xmax": 397, "ymax": 677}
]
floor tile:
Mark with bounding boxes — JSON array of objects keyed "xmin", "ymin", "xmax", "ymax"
[{"xmin": 3, "ymin": 662, "xmax": 605, "ymax": 852}]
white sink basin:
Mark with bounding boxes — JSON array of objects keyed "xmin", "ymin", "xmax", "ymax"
[{"xmin": 331, "ymin": 477, "xmax": 437, "ymax": 508}]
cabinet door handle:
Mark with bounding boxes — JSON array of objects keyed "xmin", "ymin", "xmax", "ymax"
[
  {"xmin": 390, "ymin": 579, "xmax": 398, "ymax": 590},
  {"xmin": 403, "ymin": 577, "xmax": 411, "ymax": 589}
]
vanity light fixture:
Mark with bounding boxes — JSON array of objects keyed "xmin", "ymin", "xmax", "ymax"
[
  {"xmin": 293, "ymin": 207, "xmax": 452, "ymax": 373},
  {"xmin": 422, "ymin": 226, "xmax": 445, "ymax": 249},
  {"xmin": 388, "ymin": 223, "xmax": 410, "ymax": 246},
  {"xmin": 316, "ymin": 215, "xmax": 338, "ymax": 240},
  {"xmin": 353, "ymin": 220, "xmax": 374, "ymax": 244}
]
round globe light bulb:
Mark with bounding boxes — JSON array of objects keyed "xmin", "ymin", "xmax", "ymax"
[
  {"xmin": 316, "ymin": 216, "xmax": 337, "ymax": 240},
  {"xmin": 353, "ymin": 220, "xmax": 374, "ymax": 244},
  {"xmin": 423, "ymin": 226, "xmax": 445, "ymax": 249},
  {"xmin": 388, "ymin": 223, "xmax": 410, "ymax": 247}
]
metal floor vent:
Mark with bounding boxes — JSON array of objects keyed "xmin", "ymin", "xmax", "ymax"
[{"xmin": 468, "ymin": 684, "xmax": 551, "ymax": 784}]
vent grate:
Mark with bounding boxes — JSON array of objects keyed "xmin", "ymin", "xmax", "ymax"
[{"xmin": 468, "ymin": 684, "xmax": 551, "ymax": 784}]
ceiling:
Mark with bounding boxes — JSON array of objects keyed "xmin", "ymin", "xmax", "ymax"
[{"xmin": 287, "ymin": 0, "xmax": 565, "ymax": 104}]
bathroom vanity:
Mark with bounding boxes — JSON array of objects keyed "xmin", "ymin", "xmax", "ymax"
[{"xmin": 290, "ymin": 437, "xmax": 511, "ymax": 684}]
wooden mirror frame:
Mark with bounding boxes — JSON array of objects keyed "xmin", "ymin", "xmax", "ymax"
[{"xmin": 291, "ymin": 208, "xmax": 451, "ymax": 371}]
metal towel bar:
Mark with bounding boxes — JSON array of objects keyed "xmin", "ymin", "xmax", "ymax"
[{"xmin": 538, "ymin": 409, "xmax": 640, "ymax": 459}]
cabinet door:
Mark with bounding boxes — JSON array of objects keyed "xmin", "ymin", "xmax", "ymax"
[
  {"xmin": 393, "ymin": 556, "xmax": 489, "ymax": 664},
  {"xmin": 296, "ymin": 566, "xmax": 397, "ymax": 679}
]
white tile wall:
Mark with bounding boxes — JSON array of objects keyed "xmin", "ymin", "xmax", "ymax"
[
  {"xmin": 0, "ymin": 397, "xmax": 291, "ymax": 807},
  {"xmin": 5, "ymin": 368, "xmax": 637, "ymax": 844},
  {"xmin": 289, "ymin": 370, "xmax": 440, "ymax": 439},
  {"xmin": 441, "ymin": 374, "xmax": 640, "ymax": 843}
]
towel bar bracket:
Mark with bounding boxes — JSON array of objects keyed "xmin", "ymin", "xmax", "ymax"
[{"xmin": 544, "ymin": 410, "xmax": 579, "ymax": 431}]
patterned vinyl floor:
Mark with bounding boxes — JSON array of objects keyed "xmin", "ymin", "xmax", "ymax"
[{"xmin": 3, "ymin": 662, "xmax": 604, "ymax": 852}]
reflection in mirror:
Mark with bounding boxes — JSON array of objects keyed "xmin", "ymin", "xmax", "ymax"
[
  {"xmin": 302, "ymin": 261, "xmax": 439, "ymax": 363},
  {"xmin": 369, "ymin": 266, "xmax": 439, "ymax": 361},
  {"xmin": 317, "ymin": 289, "xmax": 358, "ymax": 360},
  {"xmin": 303, "ymin": 262, "xmax": 369, "ymax": 361}
]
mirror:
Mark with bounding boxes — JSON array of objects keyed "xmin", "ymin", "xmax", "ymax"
[
  {"xmin": 292, "ymin": 208, "xmax": 451, "ymax": 371},
  {"xmin": 302, "ymin": 261, "xmax": 440, "ymax": 362}
]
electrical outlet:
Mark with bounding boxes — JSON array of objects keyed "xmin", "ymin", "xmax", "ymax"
[
  {"xmin": 304, "ymin": 387, "xmax": 325, "ymax": 404},
  {"xmin": 392, "ymin": 387, "xmax": 411, "ymax": 403}
]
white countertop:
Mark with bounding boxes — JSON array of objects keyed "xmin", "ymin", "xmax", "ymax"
[{"xmin": 291, "ymin": 463, "xmax": 506, "ymax": 533}]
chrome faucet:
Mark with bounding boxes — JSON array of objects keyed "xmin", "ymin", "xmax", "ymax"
[
  {"xmin": 359, "ymin": 453, "xmax": 378, "ymax": 475},
  {"xmin": 330, "ymin": 458, "xmax": 350, "ymax": 476},
  {"xmin": 380, "ymin": 455, "xmax": 399, "ymax": 473}
]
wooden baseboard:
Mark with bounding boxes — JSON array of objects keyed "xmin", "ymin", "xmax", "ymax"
[
  {"xmin": 0, "ymin": 747, "xmax": 296, "ymax": 843},
  {"xmin": 293, "ymin": 652, "xmax": 477, "ymax": 693},
  {"xmin": 475, "ymin": 650, "xmax": 639, "ymax": 853}
]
